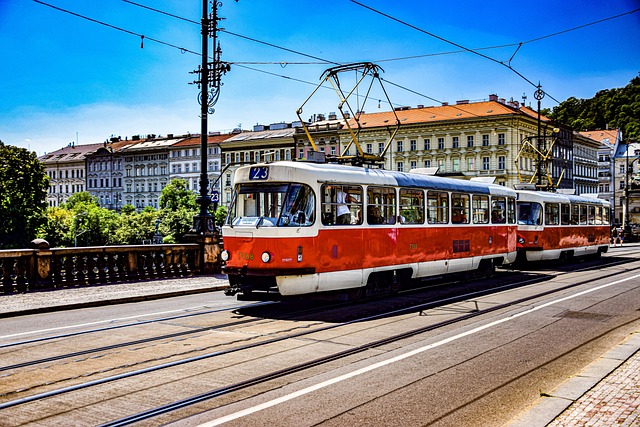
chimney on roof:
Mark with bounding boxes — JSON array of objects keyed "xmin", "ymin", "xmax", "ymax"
[
  {"xmin": 417, "ymin": 105, "xmax": 424, "ymax": 109},
  {"xmin": 489, "ymin": 94, "xmax": 498, "ymax": 101},
  {"xmin": 499, "ymin": 98, "xmax": 506, "ymax": 104},
  {"xmin": 456, "ymin": 100, "xmax": 469, "ymax": 105},
  {"xmin": 507, "ymin": 100, "xmax": 519, "ymax": 108},
  {"xmin": 442, "ymin": 102, "xmax": 449, "ymax": 106},
  {"xmin": 328, "ymin": 112, "xmax": 337, "ymax": 120}
]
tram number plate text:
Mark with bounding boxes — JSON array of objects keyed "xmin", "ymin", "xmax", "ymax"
[{"xmin": 249, "ymin": 166, "xmax": 269, "ymax": 180}]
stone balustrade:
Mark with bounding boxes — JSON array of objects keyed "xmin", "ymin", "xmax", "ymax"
[{"xmin": 0, "ymin": 241, "xmax": 219, "ymax": 294}]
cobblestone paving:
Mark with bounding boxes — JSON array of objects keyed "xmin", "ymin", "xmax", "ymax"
[{"xmin": 548, "ymin": 350, "xmax": 640, "ymax": 427}]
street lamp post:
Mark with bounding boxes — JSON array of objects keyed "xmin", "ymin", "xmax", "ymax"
[
  {"xmin": 191, "ymin": 0, "xmax": 231, "ymax": 235},
  {"xmin": 73, "ymin": 212, "xmax": 87, "ymax": 247},
  {"xmin": 623, "ymin": 140, "xmax": 639, "ymax": 239}
]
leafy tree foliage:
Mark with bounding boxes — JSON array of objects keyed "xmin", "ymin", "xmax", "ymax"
[
  {"xmin": 0, "ymin": 142, "xmax": 49, "ymax": 248},
  {"xmin": 215, "ymin": 205, "xmax": 228, "ymax": 226},
  {"xmin": 549, "ymin": 76, "xmax": 640, "ymax": 139},
  {"xmin": 159, "ymin": 178, "xmax": 198, "ymax": 211}
]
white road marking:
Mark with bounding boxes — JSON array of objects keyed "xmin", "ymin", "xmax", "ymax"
[{"xmin": 198, "ymin": 272, "xmax": 640, "ymax": 426}]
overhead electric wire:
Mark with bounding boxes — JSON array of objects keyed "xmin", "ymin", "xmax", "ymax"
[
  {"xmin": 349, "ymin": 0, "xmax": 563, "ymax": 104},
  {"xmin": 39, "ymin": 0, "xmax": 628, "ymax": 121},
  {"xmin": 33, "ymin": 0, "xmax": 200, "ymax": 57},
  {"xmin": 122, "ymin": 0, "xmax": 338, "ymax": 66}
]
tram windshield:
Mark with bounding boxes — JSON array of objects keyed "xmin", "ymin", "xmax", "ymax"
[
  {"xmin": 517, "ymin": 202, "xmax": 543, "ymax": 225},
  {"xmin": 227, "ymin": 183, "xmax": 315, "ymax": 227}
]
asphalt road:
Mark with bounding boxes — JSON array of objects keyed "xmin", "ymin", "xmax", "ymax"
[{"xmin": 1, "ymin": 249, "xmax": 639, "ymax": 426}]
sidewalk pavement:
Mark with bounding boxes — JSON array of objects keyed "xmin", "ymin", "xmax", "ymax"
[
  {"xmin": 0, "ymin": 275, "xmax": 638, "ymax": 426},
  {"xmin": 508, "ymin": 331, "xmax": 640, "ymax": 426},
  {"xmin": 0, "ymin": 274, "xmax": 229, "ymax": 318}
]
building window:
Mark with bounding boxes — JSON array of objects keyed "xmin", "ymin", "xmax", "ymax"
[
  {"xmin": 452, "ymin": 158, "xmax": 460, "ymax": 172},
  {"xmin": 410, "ymin": 160, "xmax": 417, "ymax": 170},
  {"xmin": 467, "ymin": 135, "xmax": 474, "ymax": 147},
  {"xmin": 467, "ymin": 158, "xmax": 475, "ymax": 171},
  {"xmin": 397, "ymin": 140, "xmax": 403, "ymax": 152},
  {"xmin": 452, "ymin": 136, "xmax": 459, "ymax": 148},
  {"xmin": 298, "ymin": 149, "xmax": 304, "ymax": 159},
  {"xmin": 498, "ymin": 156, "xmax": 506, "ymax": 170},
  {"xmin": 410, "ymin": 139, "xmax": 417, "ymax": 151},
  {"xmin": 378, "ymin": 143, "xmax": 384, "ymax": 154},
  {"xmin": 424, "ymin": 138, "xmax": 431, "ymax": 150},
  {"xmin": 482, "ymin": 134, "xmax": 489, "ymax": 146},
  {"xmin": 424, "ymin": 160, "xmax": 431, "ymax": 167},
  {"xmin": 438, "ymin": 138, "xmax": 445, "ymax": 149},
  {"xmin": 366, "ymin": 143, "xmax": 372, "ymax": 154},
  {"xmin": 397, "ymin": 162, "xmax": 404, "ymax": 172},
  {"xmin": 498, "ymin": 133, "xmax": 505, "ymax": 145},
  {"xmin": 483, "ymin": 157, "xmax": 490, "ymax": 170}
]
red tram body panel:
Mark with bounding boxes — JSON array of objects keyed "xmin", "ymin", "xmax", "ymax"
[
  {"xmin": 515, "ymin": 190, "xmax": 610, "ymax": 262},
  {"xmin": 221, "ymin": 162, "xmax": 518, "ymax": 298}
]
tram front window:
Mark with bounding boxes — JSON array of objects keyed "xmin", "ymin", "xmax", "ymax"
[
  {"xmin": 517, "ymin": 202, "xmax": 543, "ymax": 225},
  {"xmin": 227, "ymin": 183, "xmax": 315, "ymax": 227}
]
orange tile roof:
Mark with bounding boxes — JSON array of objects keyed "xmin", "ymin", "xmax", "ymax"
[
  {"xmin": 579, "ymin": 129, "xmax": 619, "ymax": 145},
  {"xmin": 347, "ymin": 100, "xmax": 550, "ymax": 129},
  {"xmin": 172, "ymin": 133, "xmax": 234, "ymax": 147}
]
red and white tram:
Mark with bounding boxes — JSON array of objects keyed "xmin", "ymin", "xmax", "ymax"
[
  {"xmin": 515, "ymin": 190, "xmax": 611, "ymax": 262},
  {"xmin": 221, "ymin": 161, "xmax": 518, "ymax": 299}
]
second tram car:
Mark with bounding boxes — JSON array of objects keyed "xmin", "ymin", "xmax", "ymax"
[
  {"xmin": 221, "ymin": 161, "xmax": 518, "ymax": 299},
  {"xmin": 515, "ymin": 190, "xmax": 611, "ymax": 262}
]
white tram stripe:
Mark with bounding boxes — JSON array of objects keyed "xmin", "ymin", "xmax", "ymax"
[{"xmin": 198, "ymin": 272, "xmax": 640, "ymax": 427}]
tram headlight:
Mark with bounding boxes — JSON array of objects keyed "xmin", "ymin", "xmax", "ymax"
[
  {"xmin": 220, "ymin": 250, "xmax": 230, "ymax": 261},
  {"xmin": 261, "ymin": 251, "xmax": 271, "ymax": 263},
  {"xmin": 517, "ymin": 237, "xmax": 525, "ymax": 245}
]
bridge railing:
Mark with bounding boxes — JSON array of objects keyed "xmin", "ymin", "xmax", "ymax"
[{"xmin": 0, "ymin": 244, "xmax": 204, "ymax": 294}]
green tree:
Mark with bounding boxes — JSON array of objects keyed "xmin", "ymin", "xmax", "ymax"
[
  {"xmin": 549, "ymin": 76, "xmax": 640, "ymax": 139},
  {"xmin": 0, "ymin": 142, "xmax": 49, "ymax": 248},
  {"xmin": 214, "ymin": 205, "xmax": 228, "ymax": 226},
  {"xmin": 159, "ymin": 178, "xmax": 198, "ymax": 211}
]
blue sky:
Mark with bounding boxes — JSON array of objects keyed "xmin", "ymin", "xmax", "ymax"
[{"xmin": 1, "ymin": 0, "xmax": 639, "ymax": 155}]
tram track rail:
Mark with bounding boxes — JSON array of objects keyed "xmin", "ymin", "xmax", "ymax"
[
  {"xmin": 100, "ymin": 257, "xmax": 640, "ymax": 426},
  {"xmin": 1, "ymin": 252, "xmax": 638, "ymax": 424}
]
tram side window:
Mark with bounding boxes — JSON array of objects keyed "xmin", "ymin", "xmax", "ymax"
[
  {"xmin": 545, "ymin": 203, "xmax": 560, "ymax": 225},
  {"xmin": 595, "ymin": 206, "xmax": 603, "ymax": 225},
  {"xmin": 321, "ymin": 184, "xmax": 363, "ymax": 226},
  {"xmin": 472, "ymin": 195, "xmax": 489, "ymax": 224},
  {"xmin": 579, "ymin": 205, "xmax": 588, "ymax": 224},
  {"xmin": 399, "ymin": 189, "xmax": 424, "ymax": 224},
  {"xmin": 571, "ymin": 204, "xmax": 580, "ymax": 225},
  {"xmin": 507, "ymin": 197, "xmax": 516, "ymax": 224},
  {"xmin": 517, "ymin": 202, "xmax": 543, "ymax": 225},
  {"xmin": 451, "ymin": 193, "xmax": 470, "ymax": 224},
  {"xmin": 367, "ymin": 186, "xmax": 396, "ymax": 225},
  {"xmin": 427, "ymin": 191, "xmax": 449, "ymax": 224},
  {"xmin": 604, "ymin": 206, "xmax": 611, "ymax": 225},
  {"xmin": 561, "ymin": 204, "xmax": 571, "ymax": 225},
  {"xmin": 491, "ymin": 196, "xmax": 506, "ymax": 224},
  {"xmin": 587, "ymin": 205, "xmax": 596, "ymax": 225}
]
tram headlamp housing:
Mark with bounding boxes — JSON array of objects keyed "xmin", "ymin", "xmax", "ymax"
[
  {"xmin": 517, "ymin": 237, "xmax": 525, "ymax": 245},
  {"xmin": 220, "ymin": 250, "xmax": 230, "ymax": 261},
  {"xmin": 261, "ymin": 252, "xmax": 271, "ymax": 263}
]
